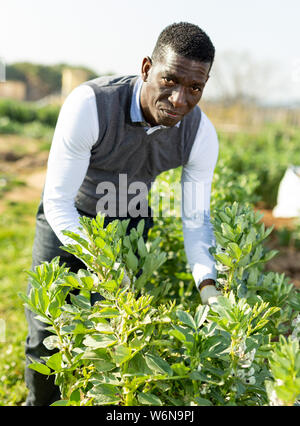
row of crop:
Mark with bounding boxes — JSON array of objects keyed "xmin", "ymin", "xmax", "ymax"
[
  {"xmin": 217, "ymin": 123, "xmax": 300, "ymax": 208},
  {"xmin": 0, "ymin": 117, "xmax": 54, "ymax": 141},
  {"xmin": 0, "ymin": 99, "xmax": 60, "ymax": 127}
]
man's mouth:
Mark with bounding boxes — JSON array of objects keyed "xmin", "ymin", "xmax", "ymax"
[{"xmin": 161, "ymin": 109, "xmax": 182, "ymax": 119}]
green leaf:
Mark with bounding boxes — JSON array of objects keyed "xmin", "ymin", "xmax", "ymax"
[
  {"xmin": 28, "ymin": 362, "xmax": 51, "ymax": 375},
  {"xmin": 97, "ymin": 254, "xmax": 113, "ymax": 268},
  {"xmin": 95, "ymin": 237, "xmax": 105, "ymax": 249},
  {"xmin": 189, "ymin": 371, "xmax": 207, "ymax": 381},
  {"xmin": 70, "ymin": 293, "xmax": 91, "ymax": 310},
  {"xmin": 61, "ymin": 321, "xmax": 92, "ymax": 335},
  {"xmin": 221, "ymin": 223, "xmax": 236, "ymax": 240},
  {"xmin": 102, "ymin": 244, "xmax": 115, "ymax": 261},
  {"xmin": 37, "ymin": 287, "xmax": 49, "ymax": 312},
  {"xmin": 126, "ymin": 249, "xmax": 139, "ymax": 272},
  {"xmin": 194, "ymin": 305, "xmax": 209, "ymax": 328},
  {"xmin": 43, "ymin": 335, "xmax": 60, "ymax": 350},
  {"xmin": 46, "ymin": 352, "xmax": 63, "ymax": 371},
  {"xmin": 123, "ymin": 235, "xmax": 132, "ymax": 250},
  {"xmin": 47, "ymin": 298, "xmax": 61, "ymax": 319},
  {"xmin": 145, "ymin": 354, "xmax": 173, "ymax": 376},
  {"xmin": 137, "ymin": 237, "xmax": 148, "ymax": 258},
  {"xmin": 215, "ymin": 253, "xmax": 233, "ymax": 267},
  {"xmin": 64, "ymin": 273, "xmax": 81, "ymax": 289},
  {"xmin": 94, "ymin": 360, "xmax": 116, "ymax": 372},
  {"xmin": 176, "ymin": 309, "xmax": 197, "ymax": 330},
  {"xmin": 171, "ymin": 363, "xmax": 190, "ymax": 376},
  {"xmin": 88, "ymin": 384, "xmax": 120, "ymax": 405},
  {"xmin": 83, "ymin": 334, "xmax": 117, "ymax": 349},
  {"xmin": 51, "ymin": 400, "xmax": 69, "ymax": 406},
  {"xmin": 100, "ymin": 280, "xmax": 117, "ymax": 292},
  {"xmin": 218, "ymin": 211, "xmax": 231, "ymax": 223},
  {"xmin": 91, "ymin": 372, "xmax": 121, "ymax": 385},
  {"xmin": 251, "ymin": 246, "xmax": 263, "ymax": 262},
  {"xmin": 245, "ymin": 228, "xmax": 257, "ymax": 245},
  {"xmin": 169, "ymin": 328, "xmax": 186, "ymax": 343},
  {"xmin": 263, "ymin": 250, "xmax": 279, "ymax": 263},
  {"xmin": 194, "ymin": 397, "xmax": 213, "ymax": 406},
  {"xmin": 228, "ymin": 242, "xmax": 242, "ymax": 260},
  {"xmin": 94, "ymin": 319, "xmax": 114, "ymax": 334},
  {"xmin": 171, "ymin": 324, "xmax": 194, "ymax": 346},
  {"xmin": 97, "ymin": 307, "xmax": 120, "ymax": 318},
  {"xmin": 70, "ymin": 389, "xmax": 81, "ymax": 403},
  {"xmin": 127, "ymin": 353, "xmax": 152, "ymax": 376},
  {"xmin": 137, "ymin": 220, "xmax": 145, "ymax": 237},
  {"xmin": 110, "ymin": 344, "xmax": 132, "ymax": 366},
  {"xmin": 138, "ymin": 392, "xmax": 162, "ymax": 406},
  {"xmin": 62, "ymin": 230, "xmax": 90, "ymax": 249},
  {"xmin": 80, "ymin": 276, "xmax": 95, "ymax": 291}
]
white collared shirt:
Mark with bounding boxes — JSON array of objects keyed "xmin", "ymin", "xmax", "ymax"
[{"xmin": 43, "ymin": 77, "xmax": 219, "ymax": 287}]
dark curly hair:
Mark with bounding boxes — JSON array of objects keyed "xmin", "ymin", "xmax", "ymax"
[{"xmin": 152, "ymin": 22, "xmax": 215, "ymax": 65}]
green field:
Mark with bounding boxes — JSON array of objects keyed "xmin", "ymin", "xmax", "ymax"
[{"xmin": 0, "ymin": 200, "xmax": 38, "ymax": 405}]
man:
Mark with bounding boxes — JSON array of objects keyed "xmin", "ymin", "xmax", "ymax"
[{"xmin": 25, "ymin": 22, "xmax": 220, "ymax": 406}]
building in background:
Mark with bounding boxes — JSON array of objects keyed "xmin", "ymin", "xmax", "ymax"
[
  {"xmin": 61, "ymin": 68, "xmax": 89, "ymax": 99},
  {"xmin": 0, "ymin": 80, "xmax": 26, "ymax": 101},
  {"xmin": 0, "ymin": 65, "xmax": 93, "ymax": 103}
]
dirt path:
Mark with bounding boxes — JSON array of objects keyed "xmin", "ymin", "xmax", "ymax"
[
  {"xmin": 4, "ymin": 168, "xmax": 46, "ymax": 204},
  {"xmin": 0, "ymin": 135, "xmax": 48, "ymax": 212}
]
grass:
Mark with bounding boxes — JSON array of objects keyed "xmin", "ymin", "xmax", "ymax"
[
  {"xmin": 0, "ymin": 175, "xmax": 26, "ymax": 199},
  {"xmin": 0, "ymin": 200, "xmax": 39, "ymax": 405}
]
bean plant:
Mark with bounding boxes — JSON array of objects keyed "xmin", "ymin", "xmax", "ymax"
[{"xmin": 19, "ymin": 200, "xmax": 300, "ymax": 406}]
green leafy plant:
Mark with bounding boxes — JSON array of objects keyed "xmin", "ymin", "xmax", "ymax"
[
  {"xmin": 19, "ymin": 215, "xmax": 178, "ymax": 405},
  {"xmin": 210, "ymin": 202, "xmax": 278, "ymax": 294},
  {"xmin": 266, "ymin": 335, "xmax": 300, "ymax": 406},
  {"xmin": 19, "ymin": 205, "xmax": 300, "ymax": 406},
  {"xmin": 210, "ymin": 202, "xmax": 300, "ymax": 339}
]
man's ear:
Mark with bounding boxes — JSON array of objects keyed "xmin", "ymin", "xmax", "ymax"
[{"xmin": 141, "ymin": 56, "xmax": 152, "ymax": 82}]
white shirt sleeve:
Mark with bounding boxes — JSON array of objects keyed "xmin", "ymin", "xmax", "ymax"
[
  {"xmin": 43, "ymin": 84, "xmax": 99, "ymax": 246},
  {"xmin": 181, "ymin": 111, "xmax": 219, "ymax": 288}
]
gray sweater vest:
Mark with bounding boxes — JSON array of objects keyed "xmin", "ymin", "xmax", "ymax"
[{"xmin": 74, "ymin": 75, "xmax": 201, "ymax": 218}]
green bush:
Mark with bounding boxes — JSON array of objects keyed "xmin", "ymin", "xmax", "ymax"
[
  {"xmin": 0, "ymin": 99, "xmax": 37, "ymax": 123},
  {"xmin": 19, "ymin": 205, "xmax": 300, "ymax": 406},
  {"xmin": 0, "ymin": 99, "xmax": 59, "ymax": 126},
  {"xmin": 36, "ymin": 105, "xmax": 60, "ymax": 127}
]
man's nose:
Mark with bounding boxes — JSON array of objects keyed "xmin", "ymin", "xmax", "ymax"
[{"xmin": 168, "ymin": 87, "xmax": 187, "ymax": 109}]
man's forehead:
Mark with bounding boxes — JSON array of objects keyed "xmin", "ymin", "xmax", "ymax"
[{"xmin": 154, "ymin": 48, "xmax": 211, "ymax": 78}]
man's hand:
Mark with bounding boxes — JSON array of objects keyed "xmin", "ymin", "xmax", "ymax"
[{"xmin": 198, "ymin": 279, "xmax": 221, "ymax": 305}]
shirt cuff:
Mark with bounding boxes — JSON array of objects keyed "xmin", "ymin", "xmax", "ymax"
[{"xmin": 192, "ymin": 263, "xmax": 217, "ymax": 289}]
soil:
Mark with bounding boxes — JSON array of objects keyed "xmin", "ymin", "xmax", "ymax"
[
  {"xmin": 1, "ymin": 134, "xmax": 299, "ymax": 289},
  {"xmin": 0, "ymin": 135, "xmax": 48, "ymax": 212}
]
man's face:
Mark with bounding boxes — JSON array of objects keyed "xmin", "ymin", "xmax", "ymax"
[{"xmin": 140, "ymin": 48, "xmax": 211, "ymax": 127}]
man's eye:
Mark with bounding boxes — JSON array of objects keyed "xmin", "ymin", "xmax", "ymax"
[
  {"xmin": 163, "ymin": 77, "xmax": 175, "ymax": 85},
  {"xmin": 191, "ymin": 86, "xmax": 202, "ymax": 93}
]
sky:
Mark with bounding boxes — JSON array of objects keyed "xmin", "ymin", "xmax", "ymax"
[{"xmin": 1, "ymin": 0, "xmax": 300, "ymax": 104}]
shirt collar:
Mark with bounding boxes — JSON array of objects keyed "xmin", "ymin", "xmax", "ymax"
[{"xmin": 130, "ymin": 76, "xmax": 180, "ymax": 133}]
